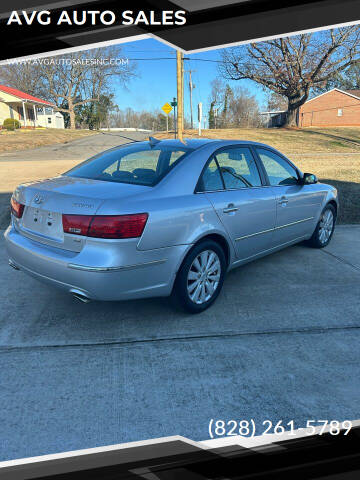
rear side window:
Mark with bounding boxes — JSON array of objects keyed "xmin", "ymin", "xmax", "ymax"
[
  {"xmin": 65, "ymin": 143, "xmax": 193, "ymax": 186},
  {"xmin": 256, "ymin": 148, "xmax": 298, "ymax": 186},
  {"xmin": 200, "ymin": 159, "xmax": 224, "ymax": 191},
  {"xmin": 169, "ymin": 150, "xmax": 186, "ymax": 165}
]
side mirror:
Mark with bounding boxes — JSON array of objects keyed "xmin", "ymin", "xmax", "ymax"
[{"xmin": 301, "ymin": 172, "xmax": 318, "ymax": 185}]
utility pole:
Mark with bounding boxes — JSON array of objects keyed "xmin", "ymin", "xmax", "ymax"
[
  {"xmin": 176, "ymin": 50, "xmax": 184, "ymax": 141},
  {"xmin": 186, "ymin": 69, "xmax": 196, "ymax": 129}
]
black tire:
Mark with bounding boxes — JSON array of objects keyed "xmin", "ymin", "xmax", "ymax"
[
  {"xmin": 307, "ymin": 203, "xmax": 336, "ymax": 248},
  {"xmin": 172, "ymin": 239, "xmax": 227, "ymax": 313}
]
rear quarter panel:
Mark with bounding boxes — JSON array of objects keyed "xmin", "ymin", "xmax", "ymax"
[
  {"xmin": 95, "ymin": 142, "xmax": 236, "ymax": 265},
  {"xmin": 135, "ymin": 193, "xmax": 231, "ymax": 251}
]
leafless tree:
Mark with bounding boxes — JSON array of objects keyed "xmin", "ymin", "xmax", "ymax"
[
  {"xmin": 208, "ymin": 79, "xmax": 260, "ymax": 128},
  {"xmin": 0, "ymin": 62, "xmax": 47, "ymax": 98},
  {"xmin": 228, "ymin": 86, "xmax": 261, "ymax": 127},
  {"xmin": 41, "ymin": 47, "xmax": 136, "ymax": 129},
  {"xmin": 108, "ymin": 108, "xmax": 176, "ymax": 131},
  {"xmin": 208, "ymin": 78, "xmax": 226, "ymax": 128},
  {"xmin": 0, "ymin": 46, "xmax": 136, "ymax": 129},
  {"xmin": 265, "ymin": 91, "xmax": 288, "ymax": 112},
  {"xmin": 220, "ymin": 26, "xmax": 360, "ymax": 126}
]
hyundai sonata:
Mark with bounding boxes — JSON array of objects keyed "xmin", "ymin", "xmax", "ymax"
[{"xmin": 5, "ymin": 138, "xmax": 338, "ymax": 312}]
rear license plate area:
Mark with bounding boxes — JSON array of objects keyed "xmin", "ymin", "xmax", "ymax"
[{"xmin": 22, "ymin": 207, "xmax": 63, "ymax": 241}]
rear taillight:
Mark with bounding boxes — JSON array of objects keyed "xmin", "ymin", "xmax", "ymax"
[
  {"xmin": 10, "ymin": 197, "xmax": 24, "ymax": 218},
  {"xmin": 88, "ymin": 214, "xmax": 148, "ymax": 239},
  {"xmin": 62, "ymin": 215, "xmax": 92, "ymax": 236},
  {"xmin": 62, "ymin": 213, "xmax": 148, "ymax": 239}
]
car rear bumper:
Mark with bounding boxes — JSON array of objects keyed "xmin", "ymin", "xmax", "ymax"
[{"xmin": 4, "ymin": 225, "xmax": 189, "ymax": 301}]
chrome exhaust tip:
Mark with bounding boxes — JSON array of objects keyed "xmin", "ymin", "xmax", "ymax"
[
  {"xmin": 70, "ymin": 290, "xmax": 91, "ymax": 304},
  {"xmin": 9, "ymin": 259, "xmax": 20, "ymax": 270}
]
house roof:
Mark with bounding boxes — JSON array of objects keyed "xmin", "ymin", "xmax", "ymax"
[
  {"xmin": 260, "ymin": 111, "xmax": 287, "ymax": 115},
  {"xmin": 344, "ymin": 89, "xmax": 360, "ymax": 99},
  {"xmin": 0, "ymin": 85, "xmax": 53, "ymax": 106},
  {"xmin": 305, "ymin": 87, "xmax": 360, "ymax": 104}
]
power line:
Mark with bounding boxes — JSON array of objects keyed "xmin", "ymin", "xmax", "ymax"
[
  {"xmin": 185, "ymin": 57, "xmax": 223, "ymax": 63},
  {"xmin": 124, "ymin": 57, "xmax": 254, "ymax": 65},
  {"xmin": 125, "ymin": 57, "xmax": 176, "ymax": 60}
]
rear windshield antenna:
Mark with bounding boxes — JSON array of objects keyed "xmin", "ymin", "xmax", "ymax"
[{"xmin": 149, "ymin": 136, "xmax": 161, "ymax": 147}]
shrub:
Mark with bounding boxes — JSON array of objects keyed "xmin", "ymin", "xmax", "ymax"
[{"xmin": 3, "ymin": 118, "xmax": 21, "ymax": 130}]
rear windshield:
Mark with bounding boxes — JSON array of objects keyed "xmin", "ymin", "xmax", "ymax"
[{"xmin": 65, "ymin": 143, "xmax": 194, "ymax": 186}]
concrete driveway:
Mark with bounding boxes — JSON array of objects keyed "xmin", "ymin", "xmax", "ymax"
[{"xmin": 0, "ymin": 224, "xmax": 359, "ymax": 461}]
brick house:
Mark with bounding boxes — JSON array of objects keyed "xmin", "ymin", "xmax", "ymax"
[{"xmin": 299, "ymin": 88, "xmax": 360, "ymax": 127}]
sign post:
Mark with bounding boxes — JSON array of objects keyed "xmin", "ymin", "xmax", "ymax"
[
  {"xmin": 161, "ymin": 102, "xmax": 173, "ymax": 134},
  {"xmin": 198, "ymin": 102, "xmax": 203, "ymax": 136},
  {"xmin": 171, "ymin": 98, "xmax": 177, "ymax": 139}
]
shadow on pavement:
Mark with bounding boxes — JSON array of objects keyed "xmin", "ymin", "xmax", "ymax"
[
  {"xmin": 320, "ymin": 178, "xmax": 360, "ymax": 224},
  {"xmin": 0, "ymin": 192, "xmax": 10, "ymax": 229}
]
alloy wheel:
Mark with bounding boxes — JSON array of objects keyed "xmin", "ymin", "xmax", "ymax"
[
  {"xmin": 319, "ymin": 209, "xmax": 334, "ymax": 244},
  {"xmin": 187, "ymin": 250, "xmax": 221, "ymax": 304}
]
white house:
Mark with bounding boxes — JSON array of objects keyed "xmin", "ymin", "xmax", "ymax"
[{"xmin": 0, "ymin": 85, "xmax": 64, "ymax": 129}]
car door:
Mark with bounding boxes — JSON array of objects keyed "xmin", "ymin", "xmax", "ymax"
[
  {"xmin": 199, "ymin": 145, "xmax": 277, "ymax": 261},
  {"xmin": 255, "ymin": 147, "xmax": 323, "ymax": 245}
]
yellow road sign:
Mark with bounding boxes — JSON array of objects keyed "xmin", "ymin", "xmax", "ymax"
[{"xmin": 161, "ymin": 102, "xmax": 173, "ymax": 115}]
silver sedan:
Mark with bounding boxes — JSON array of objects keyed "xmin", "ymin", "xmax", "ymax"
[{"xmin": 5, "ymin": 138, "xmax": 338, "ymax": 312}]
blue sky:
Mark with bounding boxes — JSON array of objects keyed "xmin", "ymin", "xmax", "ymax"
[{"xmin": 115, "ymin": 37, "xmax": 268, "ymax": 122}]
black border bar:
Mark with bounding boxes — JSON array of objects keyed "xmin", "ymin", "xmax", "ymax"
[
  {"xmin": 1, "ymin": 0, "xmax": 360, "ymax": 60},
  {"xmin": 1, "ymin": 428, "xmax": 360, "ymax": 479}
]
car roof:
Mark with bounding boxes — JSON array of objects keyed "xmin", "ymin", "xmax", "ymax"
[
  {"xmin": 144, "ymin": 138, "xmax": 217, "ymax": 149},
  {"xmin": 141, "ymin": 138, "xmax": 273, "ymax": 150}
]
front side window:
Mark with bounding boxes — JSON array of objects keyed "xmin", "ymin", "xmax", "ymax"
[
  {"xmin": 256, "ymin": 148, "xmax": 298, "ymax": 186},
  {"xmin": 215, "ymin": 147, "xmax": 262, "ymax": 189},
  {"xmin": 66, "ymin": 143, "xmax": 193, "ymax": 186}
]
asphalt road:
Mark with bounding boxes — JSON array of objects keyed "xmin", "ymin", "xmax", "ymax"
[
  {"xmin": 1, "ymin": 224, "xmax": 359, "ymax": 461},
  {"xmin": 0, "ymin": 130, "xmax": 150, "ymax": 162}
]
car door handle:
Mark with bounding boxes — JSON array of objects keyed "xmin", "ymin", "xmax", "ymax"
[
  {"xmin": 278, "ymin": 196, "xmax": 288, "ymax": 206},
  {"xmin": 223, "ymin": 203, "xmax": 238, "ymax": 214}
]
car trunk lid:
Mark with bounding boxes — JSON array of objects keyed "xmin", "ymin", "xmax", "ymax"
[{"xmin": 15, "ymin": 176, "xmax": 150, "ymax": 252}]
